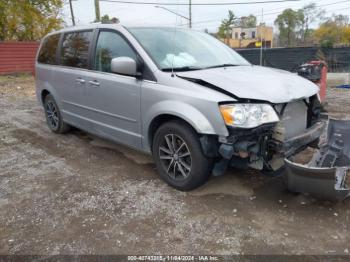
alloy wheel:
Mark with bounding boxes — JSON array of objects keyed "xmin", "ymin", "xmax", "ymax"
[
  {"xmin": 159, "ymin": 134, "xmax": 192, "ymax": 180},
  {"xmin": 46, "ymin": 101, "xmax": 59, "ymax": 130}
]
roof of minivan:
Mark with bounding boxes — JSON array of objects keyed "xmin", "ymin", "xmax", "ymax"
[
  {"xmin": 47, "ymin": 24, "xmax": 192, "ymax": 36},
  {"xmin": 52, "ymin": 23, "xmax": 123, "ymax": 34}
]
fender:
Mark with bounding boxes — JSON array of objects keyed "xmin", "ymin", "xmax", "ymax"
[{"xmin": 143, "ymin": 100, "xmax": 218, "ymax": 151}]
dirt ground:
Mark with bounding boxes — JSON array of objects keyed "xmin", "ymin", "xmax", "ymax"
[{"xmin": 1, "ymin": 74, "xmax": 350, "ymax": 255}]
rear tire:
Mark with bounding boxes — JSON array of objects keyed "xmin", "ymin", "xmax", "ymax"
[
  {"xmin": 43, "ymin": 94, "xmax": 71, "ymax": 134},
  {"xmin": 152, "ymin": 120, "xmax": 213, "ymax": 191}
]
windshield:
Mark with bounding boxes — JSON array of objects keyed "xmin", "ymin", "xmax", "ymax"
[{"xmin": 128, "ymin": 27, "xmax": 250, "ymax": 71}]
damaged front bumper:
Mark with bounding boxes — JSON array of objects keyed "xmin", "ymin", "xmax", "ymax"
[
  {"xmin": 205, "ymin": 96, "xmax": 325, "ymax": 175},
  {"xmin": 284, "ymin": 119, "xmax": 350, "ymax": 201},
  {"xmin": 207, "ymin": 119, "xmax": 350, "ymax": 201},
  {"xmin": 278, "ymin": 121, "xmax": 325, "ymax": 157},
  {"xmin": 209, "ymin": 120, "xmax": 326, "ymax": 175},
  {"xmin": 284, "ymin": 160, "xmax": 350, "ymax": 201}
]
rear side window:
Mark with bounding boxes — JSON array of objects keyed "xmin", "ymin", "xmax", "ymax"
[
  {"xmin": 61, "ymin": 31, "xmax": 92, "ymax": 69},
  {"xmin": 38, "ymin": 34, "xmax": 60, "ymax": 64}
]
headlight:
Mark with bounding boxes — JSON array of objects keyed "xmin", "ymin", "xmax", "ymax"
[{"xmin": 220, "ymin": 104, "xmax": 279, "ymax": 128}]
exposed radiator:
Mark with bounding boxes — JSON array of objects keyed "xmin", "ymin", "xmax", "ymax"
[{"xmin": 276, "ymin": 100, "xmax": 308, "ymax": 140}]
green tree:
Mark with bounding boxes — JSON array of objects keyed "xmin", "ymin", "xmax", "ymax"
[
  {"xmin": 314, "ymin": 14, "xmax": 350, "ymax": 47},
  {"xmin": 299, "ymin": 3, "xmax": 324, "ymax": 44},
  {"xmin": 218, "ymin": 10, "xmax": 238, "ymax": 42},
  {"xmin": 100, "ymin": 14, "xmax": 120, "ymax": 24},
  {"xmin": 274, "ymin": 8, "xmax": 301, "ymax": 47},
  {"xmin": 0, "ymin": 0, "xmax": 7, "ymax": 40},
  {"xmin": 0, "ymin": 0, "xmax": 64, "ymax": 41},
  {"xmin": 240, "ymin": 15, "xmax": 257, "ymax": 28}
]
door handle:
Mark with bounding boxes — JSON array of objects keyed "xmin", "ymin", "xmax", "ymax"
[
  {"xmin": 76, "ymin": 78, "xmax": 86, "ymax": 84},
  {"xmin": 89, "ymin": 80, "xmax": 100, "ymax": 87}
]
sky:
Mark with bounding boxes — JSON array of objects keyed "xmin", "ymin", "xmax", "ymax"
[{"xmin": 63, "ymin": 0, "xmax": 350, "ymax": 32}]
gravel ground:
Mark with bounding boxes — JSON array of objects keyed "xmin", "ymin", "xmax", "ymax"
[{"xmin": 0, "ymin": 75, "xmax": 350, "ymax": 255}]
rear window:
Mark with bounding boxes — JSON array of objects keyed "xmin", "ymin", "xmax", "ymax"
[
  {"xmin": 38, "ymin": 34, "xmax": 60, "ymax": 64},
  {"xmin": 61, "ymin": 31, "xmax": 93, "ymax": 69}
]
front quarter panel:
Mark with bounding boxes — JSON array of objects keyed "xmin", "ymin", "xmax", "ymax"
[{"xmin": 141, "ymin": 73, "xmax": 234, "ymax": 152}]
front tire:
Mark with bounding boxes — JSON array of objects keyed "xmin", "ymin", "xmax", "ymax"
[
  {"xmin": 152, "ymin": 121, "xmax": 213, "ymax": 191},
  {"xmin": 44, "ymin": 94, "xmax": 70, "ymax": 134}
]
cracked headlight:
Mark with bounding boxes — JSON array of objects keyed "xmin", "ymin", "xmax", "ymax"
[{"xmin": 219, "ymin": 104, "xmax": 279, "ymax": 128}]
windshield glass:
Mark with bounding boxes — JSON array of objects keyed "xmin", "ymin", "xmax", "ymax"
[{"xmin": 128, "ymin": 27, "xmax": 250, "ymax": 71}]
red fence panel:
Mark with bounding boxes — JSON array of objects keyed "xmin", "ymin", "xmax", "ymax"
[{"xmin": 0, "ymin": 42, "xmax": 40, "ymax": 75}]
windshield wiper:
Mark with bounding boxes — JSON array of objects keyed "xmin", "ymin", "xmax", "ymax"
[
  {"xmin": 162, "ymin": 66, "xmax": 203, "ymax": 72},
  {"xmin": 204, "ymin": 64, "xmax": 239, "ymax": 69}
]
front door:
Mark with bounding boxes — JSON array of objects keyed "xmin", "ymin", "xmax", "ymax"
[{"xmin": 83, "ymin": 30, "xmax": 142, "ymax": 149}]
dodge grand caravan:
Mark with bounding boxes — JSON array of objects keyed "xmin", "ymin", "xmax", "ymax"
[{"xmin": 36, "ymin": 24, "xmax": 324, "ymax": 191}]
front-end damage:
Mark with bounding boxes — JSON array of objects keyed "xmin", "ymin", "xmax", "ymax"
[
  {"xmin": 200, "ymin": 97, "xmax": 350, "ymax": 200},
  {"xmin": 201, "ymin": 95, "xmax": 325, "ymax": 177},
  {"xmin": 177, "ymin": 70, "xmax": 348, "ymax": 200},
  {"xmin": 201, "ymin": 117, "xmax": 350, "ymax": 201}
]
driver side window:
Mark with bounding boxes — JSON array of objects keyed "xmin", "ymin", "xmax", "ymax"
[{"xmin": 94, "ymin": 31, "xmax": 137, "ymax": 73}]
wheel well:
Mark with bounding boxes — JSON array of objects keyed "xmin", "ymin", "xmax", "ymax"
[
  {"xmin": 148, "ymin": 114, "xmax": 197, "ymax": 151},
  {"xmin": 41, "ymin": 89, "xmax": 50, "ymax": 104}
]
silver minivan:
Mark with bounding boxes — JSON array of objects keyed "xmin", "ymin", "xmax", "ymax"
[{"xmin": 36, "ymin": 24, "xmax": 324, "ymax": 191}]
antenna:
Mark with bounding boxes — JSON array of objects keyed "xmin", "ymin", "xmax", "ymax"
[
  {"xmin": 170, "ymin": 0, "xmax": 180, "ymax": 77},
  {"xmin": 189, "ymin": 0, "xmax": 192, "ymax": 28},
  {"xmin": 260, "ymin": 8, "xmax": 264, "ymax": 66}
]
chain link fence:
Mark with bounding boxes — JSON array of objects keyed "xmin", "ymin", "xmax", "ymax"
[{"xmin": 236, "ymin": 47, "xmax": 350, "ymax": 73}]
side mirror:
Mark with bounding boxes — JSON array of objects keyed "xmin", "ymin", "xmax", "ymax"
[{"xmin": 111, "ymin": 57, "xmax": 138, "ymax": 77}]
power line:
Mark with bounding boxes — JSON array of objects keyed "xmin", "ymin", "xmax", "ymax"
[
  {"xmin": 254, "ymin": 0, "xmax": 350, "ymax": 22},
  {"xmin": 187, "ymin": 0, "xmax": 350, "ymax": 26},
  {"xmin": 198, "ymin": 0, "xmax": 349, "ymax": 20},
  {"xmin": 99, "ymin": 0, "xmax": 301, "ymax": 5},
  {"xmin": 156, "ymin": 6, "xmax": 190, "ymax": 20},
  {"xmin": 261, "ymin": 4, "xmax": 350, "ymax": 22},
  {"xmin": 265, "ymin": 0, "xmax": 350, "ymax": 15},
  {"xmin": 326, "ymin": 5, "xmax": 350, "ymax": 13},
  {"xmin": 261, "ymin": 0, "xmax": 329, "ymax": 13},
  {"xmin": 252, "ymin": 0, "xmax": 350, "ymax": 18},
  {"xmin": 111, "ymin": 0, "xmax": 349, "ymax": 28}
]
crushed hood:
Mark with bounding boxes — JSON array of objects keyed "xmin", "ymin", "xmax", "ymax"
[{"xmin": 176, "ymin": 65, "xmax": 319, "ymax": 104}]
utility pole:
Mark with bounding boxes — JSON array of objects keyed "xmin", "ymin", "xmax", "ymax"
[
  {"xmin": 189, "ymin": 0, "xmax": 192, "ymax": 28},
  {"xmin": 69, "ymin": 0, "xmax": 75, "ymax": 26},
  {"xmin": 95, "ymin": 0, "xmax": 101, "ymax": 22}
]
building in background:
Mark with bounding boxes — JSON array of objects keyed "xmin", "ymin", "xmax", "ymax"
[{"xmin": 228, "ymin": 25, "xmax": 274, "ymax": 48}]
